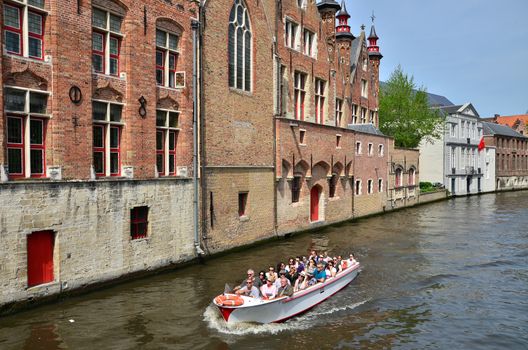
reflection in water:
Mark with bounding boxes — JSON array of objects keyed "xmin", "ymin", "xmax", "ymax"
[
  {"xmin": 0, "ymin": 192, "xmax": 528, "ymax": 349},
  {"xmin": 23, "ymin": 323, "xmax": 65, "ymax": 350}
]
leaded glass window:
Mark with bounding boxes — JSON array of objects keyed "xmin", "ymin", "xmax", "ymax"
[{"xmin": 228, "ymin": 0, "xmax": 252, "ymax": 91}]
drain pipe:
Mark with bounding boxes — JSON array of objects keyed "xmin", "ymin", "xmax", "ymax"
[{"xmin": 192, "ymin": 19, "xmax": 205, "ymax": 257}]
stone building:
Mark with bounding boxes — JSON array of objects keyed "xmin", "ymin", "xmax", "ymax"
[
  {"xmin": 1, "ymin": 0, "xmax": 198, "ymax": 310},
  {"xmin": 387, "ymin": 142, "xmax": 419, "ymax": 209},
  {"xmin": 420, "ymin": 103, "xmax": 494, "ymax": 195},
  {"xmin": 482, "ymin": 122, "xmax": 528, "ymax": 191}
]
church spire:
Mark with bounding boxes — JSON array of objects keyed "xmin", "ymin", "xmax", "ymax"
[
  {"xmin": 336, "ymin": 0, "xmax": 355, "ymax": 40},
  {"xmin": 367, "ymin": 14, "xmax": 382, "ymax": 60}
]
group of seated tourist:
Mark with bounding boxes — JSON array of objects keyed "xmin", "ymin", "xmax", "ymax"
[{"xmin": 232, "ymin": 251, "xmax": 358, "ymax": 300}]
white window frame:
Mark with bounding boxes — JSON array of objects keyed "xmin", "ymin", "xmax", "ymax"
[
  {"xmin": 335, "ymin": 98, "xmax": 343, "ymax": 127},
  {"xmin": 156, "ymin": 28, "xmax": 184, "ymax": 89},
  {"xmin": 303, "ymin": 28, "xmax": 316, "ymax": 57},
  {"xmin": 360, "ymin": 107, "xmax": 367, "ymax": 123},
  {"xmin": 4, "ymin": 86, "xmax": 50, "ymax": 178},
  {"xmin": 92, "ymin": 99, "xmax": 125, "ymax": 177},
  {"xmin": 285, "ymin": 19, "xmax": 300, "ymax": 50},
  {"xmin": 361, "ymin": 79, "xmax": 368, "ymax": 98},
  {"xmin": 378, "ymin": 178, "xmax": 383, "ymax": 192},
  {"xmin": 355, "ymin": 179, "xmax": 362, "ymax": 195},
  {"xmin": 3, "ymin": 1, "xmax": 47, "ymax": 60},
  {"xmin": 378, "ymin": 144, "xmax": 384, "ymax": 156},
  {"xmin": 368, "ymin": 142, "xmax": 373, "ymax": 156},
  {"xmin": 92, "ymin": 6, "xmax": 124, "ymax": 76},
  {"xmin": 351, "ymin": 104, "xmax": 358, "ymax": 124},
  {"xmin": 156, "ymin": 109, "xmax": 180, "ymax": 176},
  {"xmin": 314, "ymin": 78, "xmax": 325, "ymax": 124},
  {"xmin": 355, "ymin": 141, "xmax": 362, "ymax": 155},
  {"xmin": 367, "ymin": 179, "xmax": 373, "ymax": 194}
]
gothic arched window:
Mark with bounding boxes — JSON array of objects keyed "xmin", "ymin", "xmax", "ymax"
[{"xmin": 228, "ymin": 0, "xmax": 251, "ymax": 91}]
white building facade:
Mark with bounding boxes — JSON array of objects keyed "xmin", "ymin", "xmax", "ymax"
[{"xmin": 420, "ymin": 103, "xmax": 495, "ymax": 196}]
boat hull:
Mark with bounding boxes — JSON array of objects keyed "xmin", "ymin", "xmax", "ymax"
[{"xmin": 215, "ymin": 263, "xmax": 360, "ymax": 324}]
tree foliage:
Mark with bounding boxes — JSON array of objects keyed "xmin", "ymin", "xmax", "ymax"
[{"xmin": 379, "ymin": 66, "xmax": 444, "ymax": 148}]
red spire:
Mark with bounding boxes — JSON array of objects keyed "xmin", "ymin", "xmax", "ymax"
[
  {"xmin": 336, "ymin": 1, "xmax": 355, "ymax": 40},
  {"xmin": 367, "ymin": 14, "xmax": 382, "ymax": 59}
]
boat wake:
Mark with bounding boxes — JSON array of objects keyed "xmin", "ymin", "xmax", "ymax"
[{"xmin": 203, "ymin": 298, "xmax": 370, "ymax": 336}]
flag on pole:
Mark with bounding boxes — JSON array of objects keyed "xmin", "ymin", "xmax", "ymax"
[{"xmin": 478, "ymin": 137, "xmax": 485, "ymax": 152}]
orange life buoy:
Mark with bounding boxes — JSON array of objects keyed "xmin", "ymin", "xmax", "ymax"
[{"xmin": 214, "ymin": 294, "xmax": 244, "ymax": 306}]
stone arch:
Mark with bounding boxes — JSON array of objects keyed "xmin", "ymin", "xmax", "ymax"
[
  {"xmin": 294, "ymin": 160, "xmax": 309, "ymax": 177},
  {"xmin": 345, "ymin": 160, "xmax": 353, "ymax": 177},
  {"xmin": 157, "ymin": 95, "xmax": 179, "ymax": 110},
  {"xmin": 394, "ymin": 165, "xmax": 403, "ymax": 187},
  {"xmin": 4, "ymin": 68, "xmax": 48, "ymax": 91},
  {"xmin": 281, "ymin": 159, "xmax": 292, "ymax": 178},
  {"xmin": 332, "ymin": 161, "xmax": 344, "ymax": 177},
  {"xmin": 156, "ymin": 18, "xmax": 184, "ymax": 35},
  {"xmin": 94, "ymin": 84, "xmax": 124, "ymax": 102},
  {"xmin": 92, "ymin": 0, "xmax": 128, "ymax": 16}
]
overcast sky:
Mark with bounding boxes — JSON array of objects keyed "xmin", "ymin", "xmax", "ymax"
[{"xmin": 345, "ymin": 0, "xmax": 528, "ymax": 117}]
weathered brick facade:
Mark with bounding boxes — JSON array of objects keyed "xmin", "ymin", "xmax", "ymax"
[
  {"xmin": 199, "ymin": 0, "xmax": 276, "ymax": 252},
  {"xmin": 1, "ymin": 0, "xmax": 198, "ymax": 310}
]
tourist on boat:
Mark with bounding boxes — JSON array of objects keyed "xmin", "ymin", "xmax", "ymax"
[
  {"xmin": 258, "ymin": 270, "xmax": 267, "ymax": 285},
  {"xmin": 277, "ymin": 262, "xmax": 286, "ymax": 273},
  {"xmin": 233, "ymin": 269, "xmax": 262, "ymax": 292},
  {"xmin": 325, "ymin": 261, "xmax": 337, "ymax": 278},
  {"xmin": 296, "ymin": 256, "xmax": 305, "ymax": 273},
  {"xmin": 260, "ymin": 278, "xmax": 277, "ymax": 300},
  {"xmin": 294, "ymin": 271, "xmax": 308, "ymax": 291},
  {"xmin": 286, "ymin": 264, "xmax": 298, "ymax": 284},
  {"xmin": 349, "ymin": 254, "xmax": 357, "ymax": 265},
  {"xmin": 276, "ymin": 276, "xmax": 294, "ymax": 297},
  {"xmin": 314, "ymin": 263, "xmax": 327, "ymax": 283},
  {"xmin": 266, "ymin": 266, "xmax": 278, "ymax": 282},
  {"xmin": 306, "ymin": 259, "xmax": 317, "ymax": 276},
  {"xmin": 275, "ymin": 270, "xmax": 291, "ymax": 289},
  {"xmin": 235, "ymin": 279, "xmax": 260, "ymax": 298}
]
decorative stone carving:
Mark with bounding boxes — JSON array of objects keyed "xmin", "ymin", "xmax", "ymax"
[{"xmin": 5, "ymin": 67, "xmax": 48, "ymax": 90}]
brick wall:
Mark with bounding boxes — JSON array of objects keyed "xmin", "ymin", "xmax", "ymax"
[
  {"xmin": 0, "ymin": 180, "xmax": 195, "ymax": 307},
  {"xmin": 387, "ymin": 144, "xmax": 420, "ymax": 209},
  {"xmin": 1, "ymin": 0, "xmax": 196, "ymax": 180}
]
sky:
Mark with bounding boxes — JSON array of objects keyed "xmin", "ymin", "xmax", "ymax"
[{"xmin": 345, "ymin": 0, "xmax": 528, "ymax": 117}]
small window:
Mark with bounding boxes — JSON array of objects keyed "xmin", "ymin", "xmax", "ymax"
[
  {"xmin": 314, "ymin": 78, "xmax": 325, "ymax": 124},
  {"xmin": 299, "ymin": 129, "xmax": 306, "ymax": 144},
  {"xmin": 303, "ymin": 28, "xmax": 315, "ymax": 57},
  {"xmin": 362, "ymin": 58, "xmax": 368, "ymax": 71},
  {"xmin": 378, "ymin": 144, "xmax": 384, "ymax": 156},
  {"xmin": 395, "ymin": 168, "xmax": 402, "ymax": 187},
  {"xmin": 368, "ymin": 143, "xmax": 373, "ymax": 156},
  {"xmin": 285, "ymin": 20, "xmax": 299, "ymax": 50},
  {"xmin": 131, "ymin": 206, "xmax": 149, "ymax": 240},
  {"xmin": 292, "ymin": 176, "xmax": 301, "ymax": 203},
  {"xmin": 355, "ymin": 180, "xmax": 361, "ymax": 195},
  {"xmin": 360, "ymin": 108, "xmax": 367, "ymax": 123},
  {"xmin": 294, "ymin": 71, "xmax": 307, "ymax": 120},
  {"xmin": 378, "ymin": 178, "xmax": 383, "ymax": 192},
  {"xmin": 238, "ymin": 192, "xmax": 248, "ymax": 217},
  {"xmin": 335, "ymin": 98, "xmax": 343, "ymax": 127},
  {"xmin": 351, "ymin": 104, "xmax": 358, "ymax": 124},
  {"xmin": 361, "ymin": 80, "xmax": 368, "ymax": 98},
  {"xmin": 367, "ymin": 179, "xmax": 373, "ymax": 194},
  {"xmin": 409, "ymin": 168, "xmax": 416, "ymax": 186},
  {"xmin": 336, "ymin": 134, "xmax": 341, "ymax": 148},
  {"xmin": 356, "ymin": 141, "xmax": 361, "ymax": 155}
]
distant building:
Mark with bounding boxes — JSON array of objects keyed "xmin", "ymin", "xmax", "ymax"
[
  {"xmin": 484, "ymin": 114, "xmax": 528, "ymax": 135},
  {"xmin": 420, "ymin": 103, "xmax": 494, "ymax": 195},
  {"xmin": 482, "ymin": 122, "xmax": 528, "ymax": 190}
]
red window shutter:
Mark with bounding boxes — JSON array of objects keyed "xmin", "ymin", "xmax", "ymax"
[{"xmin": 27, "ymin": 231, "xmax": 54, "ymax": 287}]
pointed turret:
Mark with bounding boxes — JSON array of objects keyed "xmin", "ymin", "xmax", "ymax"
[
  {"xmin": 367, "ymin": 23, "xmax": 383, "ymax": 59},
  {"xmin": 336, "ymin": 0, "xmax": 355, "ymax": 40}
]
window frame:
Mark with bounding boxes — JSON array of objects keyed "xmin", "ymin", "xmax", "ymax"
[
  {"xmin": 314, "ymin": 78, "xmax": 325, "ymax": 124},
  {"xmin": 294, "ymin": 71, "xmax": 306, "ymax": 121},
  {"xmin": 292, "ymin": 175, "xmax": 302, "ymax": 203},
  {"xmin": 156, "ymin": 109, "xmax": 180, "ymax": 176},
  {"xmin": 361, "ymin": 79, "xmax": 368, "ymax": 98},
  {"xmin": 156, "ymin": 28, "xmax": 182, "ymax": 88},
  {"xmin": 367, "ymin": 179, "xmax": 373, "ymax": 194},
  {"xmin": 351, "ymin": 104, "xmax": 358, "ymax": 124},
  {"xmin": 3, "ymin": 2, "xmax": 46, "ymax": 59},
  {"xmin": 285, "ymin": 19, "xmax": 299, "ymax": 50},
  {"xmin": 378, "ymin": 178, "xmax": 383, "ymax": 192},
  {"xmin": 303, "ymin": 28, "xmax": 315, "ymax": 57},
  {"xmin": 238, "ymin": 191, "xmax": 249, "ymax": 217},
  {"xmin": 228, "ymin": 0, "xmax": 252, "ymax": 92},
  {"xmin": 4, "ymin": 86, "xmax": 50, "ymax": 179},
  {"xmin": 378, "ymin": 144, "xmax": 384, "ymax": 156},
  {"xmin": 368, "ymin": 143, "xmax": 373, "ymax": 156},
  {"xmin": 355, "ymin": 179, "xmax": 362, "ymax": 196},
  {"xmin": 92, "ymin": 100, "xmax": 124, "ymax": 177},
  {"xmin": 92, "ymin": 7, "xmax": 123, "ymax": 77},
  {"xmin": 395, "ymin": 168, "xmax": 403, "ymax": 187},
  {"xmin": 355, "ymin": 141, "xmax": 362, "ymax": 155},
  {"xmin": 335, "ymin": 98, "xmax": 343, "ymax": 127},
  {"xmin": 130, "ymin": 206, "xmax": 149, "ymax": 240}
]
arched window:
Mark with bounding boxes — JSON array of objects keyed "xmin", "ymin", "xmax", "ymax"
[
  {"xmin": 228, "ymin": 0, "xmax": 251, "ymax": 91},
  {"xmin": 395, "ymin": 168, "xmax": 402, "ymax": 187},
  {"xmin": 408, "ymin": 168, "xmax": 415, "ymax": 186}
]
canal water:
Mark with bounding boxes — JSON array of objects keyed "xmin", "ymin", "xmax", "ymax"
[{"xmin": 1, "ymin": 192, "xmax": 528, "ymax": 349}]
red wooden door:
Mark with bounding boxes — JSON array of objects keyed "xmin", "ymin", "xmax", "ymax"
[
  {"xmin": 310, "ymin": 186, "xmax": 320, "ymax": 222},
  {"xmin": 27, "ymin": 231, "xmax": 54, "ymax": 287}
]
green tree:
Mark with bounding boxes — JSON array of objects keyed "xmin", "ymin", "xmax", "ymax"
[{"xmin": 379, "ymin": 66, "xmax": 444, "ymax": 148}]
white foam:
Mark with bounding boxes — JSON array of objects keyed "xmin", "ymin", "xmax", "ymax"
[{"xmin": 203, "ymin": 298, "xmax": 370, "ymax": 336}]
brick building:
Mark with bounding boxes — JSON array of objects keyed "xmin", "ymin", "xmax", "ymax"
[
  {"xmin": 487, "ymin": 114, "xmax": 528, "ymax": 135},
  {"xmin": 482, "ymin": 121, "xmax": 528, "ymax": 190},
  {"xmin": 1, "ymin": 0, "xmax": 198, "ymax": 310},
  {"xmin": 387, "ymin": 142, "xmax": 419, "ymax": 209}
]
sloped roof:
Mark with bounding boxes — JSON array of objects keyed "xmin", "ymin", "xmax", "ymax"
[
  {"xmin": 494, "ymin": 115, "xmax": 528, "ymax": 127},
  {"xmin": 379, "ymin": 81, "xmax": 454, "ymax": 108},
  {"xmin": 349, "ymin": 31, "xmax": 365, "ymax": 76},
  {"xmin": 347, "ymin": 123, "xmax": 385, "ymax": 136},
  {"xmin": 436, "ymin": 103, "xmax": 480, "ymax": 118},
  {"xmin": 482, "ymin": 121, "xmax": 527, "ymax": 138}
]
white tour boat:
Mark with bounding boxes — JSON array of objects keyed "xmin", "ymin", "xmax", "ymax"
[{"xmin": 213, "ymin": 260, "xmax": 361, "ymax": 324}]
